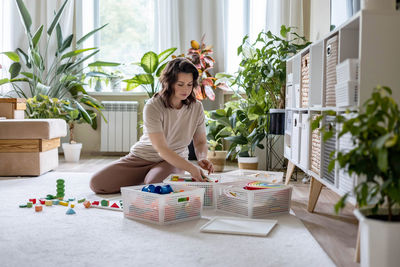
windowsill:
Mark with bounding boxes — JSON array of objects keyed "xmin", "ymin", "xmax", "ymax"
[{"xmin": 88, "ymin": 91, "xmax": 149, "ymax": 97}]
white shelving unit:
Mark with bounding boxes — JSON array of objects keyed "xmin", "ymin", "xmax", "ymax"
[{"xmin": 284, "ymin": 10, "xmax": 400, "ymax": 208}]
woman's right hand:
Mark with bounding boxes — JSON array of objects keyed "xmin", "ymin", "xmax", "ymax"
[{"xmin": 189, "ymin": 165, "xmax": 207, "ymax": 182}]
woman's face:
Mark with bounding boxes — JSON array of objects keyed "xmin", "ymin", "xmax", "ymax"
[{"xmin": 172, "ymin": 72, "xmax": 194, "ymax": 101}]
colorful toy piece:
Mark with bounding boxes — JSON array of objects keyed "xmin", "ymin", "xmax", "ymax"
[
  {"xmin": 78, "ymin": 198, "xmax": 86, "ymax": 203},
  {"xmin": 141, "ymin": 184, "xmax": 173, "ymax": 194},
  {"xmin": 243, "ymin": 181, "xmax": 285, "ymax": 190},
  {"xmin": 110, "ymin": 203, "xmax": 120, "ymax": 209},
  {"xmin": 91, "ymin": 201, "xmax": 99, "ymax": 206},
  {"xmin": 59, "ymin": 201, "xmax": 68, "ymax": 206},
  {"xmin": 29, "ymin": 198, "xmax": 36, "ymax": 204},
  {"xmin": 70, "ymin": 204, "xmax": 75, "ymax": 208},
  {"xmin": 35, "ymin": 205, "xmax": 43, "ymax": 212},
  {"xmin": 45, "ymin": 200, "xmax": 52, "ymax": 206},
  {"xmin": 39, "ymin": 199, "xmax": 46, "ymax": 205},
  {"xmin": 19, "ymin": 204, "xmax": 27, "ymax": 208},
  {"xmin": 66, "ymin": 208, "xmax": 76, "ymax": 215},
  {"xmin": 52, "ymin": 199, "xmax": 60, "ymax": 205},
  {"xmin": 56, "ymin": 179, "xmax": 65, "ymax": 199},
  {"xmin": 101, "ymin": 199, "xmax": 109, "ymax": 207},
  {"xmin": 83, "ymin": 201, "xmax": 91, "ymax": 208},
  {"xmin": 27, "ymin": 202, "xmax": 33, "ymax": 208}
]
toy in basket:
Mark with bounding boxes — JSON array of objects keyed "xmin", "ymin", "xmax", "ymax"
[
  {"xmin": 163, "ymin": 174, "xmax": 222, "ymax": 208},
  {"xmin": 222, "ymin": 169, "xmax": 284, "ymax": 184},
  {"xmin": 121, "ymin": 183, "xmax": 204, "ymax": 225},
  {"xmin": 215, "ymin": 179, "xmax": 292, "ymax": 218}
]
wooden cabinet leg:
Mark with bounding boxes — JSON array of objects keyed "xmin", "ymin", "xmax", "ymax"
[
  {"xmin": 285, "ymin": 161, "xmax": 295, "ymax": 185},
  {"xmin": 307, "ymin": 177, "xmax": 323, "ymax": 212},
  {"xmin": 355, "ymin": 225, "xmax": 360, "ymax": 263}
]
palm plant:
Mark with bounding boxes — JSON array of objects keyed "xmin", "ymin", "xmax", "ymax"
[{"xmin": 0, "ymin": 0, "xmax": 117, "ymax": 129}]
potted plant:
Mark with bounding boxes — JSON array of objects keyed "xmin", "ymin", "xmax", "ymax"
[
  {"xmin": 234, "ymin": 26, "xmax": 310, "ymax": 134},
  {"xmin": 0, "ymin": 0, "xmax": 110, "ymax": 127},
  {"xmin": 27, "ymin": 94, "xmax": 97, "ymax": 162},
  {"xmin": 314, "ymin": 86, "xmax": 400, "ymax": 267},
  {"xmin": 205, "ymin": 111, "xmax": 231, "ymax": 172},
  {"xmin": 211, "ymin": 100, "xmax": 265, "ymax": 170},
  {"xmin": 83, "ymin": 63, "xmax": 121, "ymax": 92},
  {"xmin": 123, "ymin": 47, "xmax": 177, "ymax": 98}
]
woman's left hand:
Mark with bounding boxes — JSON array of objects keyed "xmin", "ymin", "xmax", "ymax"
[{"xmin": 197, "ymin": 159, "xmax": 214, "ymax": 174}]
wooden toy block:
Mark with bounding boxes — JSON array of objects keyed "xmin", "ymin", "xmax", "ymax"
[
  {"xmin": 70, "ymin": 204, "xmax": 75, "ymax": 208},
  {"xmin": 78, "ymin": 198, "xmax": 86, "ymax": 203},
  {"xmin": 91, "ymin": 201, "xmax": 99, "ymax": 206},
  {"xmin": 59, "ymin": 201, "xmax": 68, "ymax": 206},
  {"xmin": 52, "ymin": 199, "xmax": 60, "ymax": 205},
  {"xmin": 27, "ymin": 202, "xmax": 33, "ymax": 208},
  {"xmin": 19, "ymin": 204, "xmax": 27, "ymax": 208},
  {"xmin": 45, "ymin": 200, "xmax": 52, "ymax": 206},
  {"xmin": 35, "ymin": 205, "xmax": 43, "ymax": 212},
  {"xmin": 29, "ymin": 199, "xmax": 36, "ymax": 204},
  {"xmin": 39, "ymin": 199, "xmax": 45, "ymax": 205},
  {"xmin": 111, "ymin": 203, "xmax": 120, "ymax": 208},
  {"xmin": 83, "ymin": 201, "xmax": 91, "ymax": 208},
  {"xmin": 101, "ymin": 199, "xmax": 109, "ymax": 207},
  {"xmin": 66, "ymin": 208, "xmax": 76, "ymax": 215}
]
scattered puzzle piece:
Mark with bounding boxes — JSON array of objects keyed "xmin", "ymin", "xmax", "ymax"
[
  {"xmin": 66, "ymin": 208, "xmax": 76, "ymax": 215},
  {"xmin": 83, "ymin": 201, "xmax": 91, "ymax": 208},
  {"xmin": 78, "ymin": 198, "xmax": 86, "ymax": 203}
]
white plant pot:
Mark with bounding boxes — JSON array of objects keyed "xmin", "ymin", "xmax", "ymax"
[
  {"xmin": 361, "ymin": 0, "xmax": 396, "ymax": 10},
  {"xmin": 238, "ymin": 156, "xmax": 258, "ymax": 170},
  {"xmin": 62, "ymin": 143, "xmax": 82, "ymax": 162},
  {"xmin": 354, "ymin": 208, "xmax": 400, "ymax": 267}
]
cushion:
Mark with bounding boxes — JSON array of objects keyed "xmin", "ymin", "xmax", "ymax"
[{"xmin": 0, "ymin": 119, "xmax": 67, "ymax": 140}]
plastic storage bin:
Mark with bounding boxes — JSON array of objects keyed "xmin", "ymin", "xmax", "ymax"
[
  {"xmin": 163, "ymin": 174, "xmax": 222, "ymax": 208},
  {"xmin": 121, "ymin": 183, "xmax": 204, "ymax": 225},
  {"xmin": 325, "ymin": 34, "xmax": 339, "ymax": 107},
  {"xmin": 336, "ymin": 81, "xmax": 358, "ymax": 107},
  {"xmin": 222, "ymin": 169, "xmax": 284, "ymax": 184},
  {"xmin": 299, "ymin": 113, "xmax": 310, "ymax": 170},
  {"xmin": 215, "ymin": 179, "xmax": 292, "ymax": 218},
  {"xmin": 336, "ymin": 58, "xmax": 358, "ymax": 82},
  {"xmin": 291, "ymin": 112, "xmax": 301, "ymax": 164}
]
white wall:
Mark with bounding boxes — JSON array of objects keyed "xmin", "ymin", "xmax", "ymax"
[{"xmin": 310, "ymin": 0, "xmax": 330, "ymax": 42}]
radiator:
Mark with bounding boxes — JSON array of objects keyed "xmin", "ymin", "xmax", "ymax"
[{"xmin": 100, "ymin": 101, "xmax": 138, "ymax": 152}]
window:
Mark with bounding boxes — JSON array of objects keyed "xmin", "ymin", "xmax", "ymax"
[{"xmin": 83, "ymin": 0, "xmax": 156, "ymax": 64}]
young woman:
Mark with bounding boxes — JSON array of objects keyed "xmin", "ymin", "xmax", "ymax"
[{"xmin": 90, "ymin": 58, "xmax": 214, "ymax": 194}]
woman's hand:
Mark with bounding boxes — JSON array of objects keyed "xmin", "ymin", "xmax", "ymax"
[
  {"xmin": 197, "ymin": 159, "xmax": 214, "ymax": 174},
  {"xmin": 189, "ymin": 165, "xmax": 208, "ymax": 182}
]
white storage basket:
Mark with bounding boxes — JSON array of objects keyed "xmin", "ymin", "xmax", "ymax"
[
  {"xmin": 121, "ymin": 183, "xmax": 204, "ymax": 225},
  {"xmin": 215, "ymin": 180, "xmax": 292, "ymax": 218},
  {"xmin": 301, "ymin": 53, "xmax": 310, "ymax": 108},
  {"xmin": 322, "ymin": 116, "xmax": 336, "ymax": 185},
  {"xmin": 221, "ymin": 169, "xmax": 284, "ymax": 184},
  {"xmin": 163, "ymin": 174, "xmax": 222, "ymax": 208},
  {"xmin": 336, "ymin": 81, "xmax": 358, "ymax": 107},
  {"xmin": 310, "ymin": 114, "xmax": 321, "ymax": 176},
  {"xmin": 325, "ymin": 34, "xmax": 339, "ymax": 107},
  {"xmin": 336, "ymin": 58, "xmax": 358, "ymax": 82}
]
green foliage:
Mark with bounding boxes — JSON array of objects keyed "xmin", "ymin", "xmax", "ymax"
[
  {"xmin": 235, "ymin": 25, "xmax": 311, "ymax": 109},
  {"xmin": 0, "ymin": 0, "xmax": 112, "ymax": 131},
  {"xmin": 27, "ymin": 94, "xmax": 97, "ymax": 143},
  {"xmin": 181, "ymin": 35, "xmax": 229, "ymax": 101},
  {"xmin": 123, "ymin": 48, "xmax": 177, "ymax": 98},
  {"xmin": 205, "ymin": 111, "xmax": 231, "ymax": 151},
  {"xmin": 210, "ymin": 100, "xmax": 265, "ymax": 159},
  {"xmin": 315, "ymin": 86, "xmax": 400, "ymax": 221}
]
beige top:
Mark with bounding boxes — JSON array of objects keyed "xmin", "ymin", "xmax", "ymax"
[{"xmin": 131, "ymin": 96, "xmax": 206, "ymax": 162}]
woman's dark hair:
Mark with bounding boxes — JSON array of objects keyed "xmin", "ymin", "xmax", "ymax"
[{"xmin": 156, "ymin": 57, "xmax": 199, "ymax": 108}]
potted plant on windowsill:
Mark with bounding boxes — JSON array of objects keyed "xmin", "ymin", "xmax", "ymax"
[
  {"xmin": 205, "ymin": 111, "xmax": 231, "ymax": 172},
  {"xmin": 314, "ymin": 86, "xmax": 400, "ymax": 267}
]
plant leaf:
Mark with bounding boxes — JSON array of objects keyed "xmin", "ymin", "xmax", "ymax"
[
  {"xmin": 58, "ymin": 34, "xmax": 73, "ymax": 54},
  {"xmin": 1, "ymin": 52, "xmax": 20, "ymax": 62},
  {"xmin": 141, "ymin": 51, "xmax": 158, "ymax": 74},
  {"xmin": 32, "ymin": 25, "xmax": 44, "ymax": 48},
  {"xmin": 77, "ymin": 24, "xmax": 108, "ymax": 46},
  {"xmin": 155, "ymin": 62, "xmax": 168, "ymax": 77},
  {"xmin": 9, "ymin": 62, "xmax": 22, "ymax": 79},
  {"xmin": 47, "ymin": 0, "xmax": 69, "ymax": 36},
  {"xmin": 0, "ymin": 78, "xmax": 10, "ymax": 85},
  {"xmin": 61, "ymin": 48, "xmax": 97, "ymax": 59},
  {"xmin": 16, "ymin": 0, "xmax": 32, "ymax": 34},
  {"xmin": 88, "ymin": 61, "xmax": 120, "ymax": 67},
  {"xmin": 158, "ymin": 47, "xmax": 177, "ymax": 63}
]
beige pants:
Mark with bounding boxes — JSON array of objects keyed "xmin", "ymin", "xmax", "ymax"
[{"xmin": 90, "ymin": 153, "xmax": 183, "ymax": 194}]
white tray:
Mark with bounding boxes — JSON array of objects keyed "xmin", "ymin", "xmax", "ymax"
[{"xmin": 200, "ymin": 216, "xmax": 277, "ymax": 237}]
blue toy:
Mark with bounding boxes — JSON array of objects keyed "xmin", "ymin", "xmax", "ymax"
[{"xmin": 142, "ymin": 184, "xmax": 173, "ymax": 194}]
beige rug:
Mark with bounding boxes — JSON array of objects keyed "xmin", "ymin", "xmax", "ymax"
[{"xmin": 0, "ymin": 172, "xmax": 334, "ymax": 267}]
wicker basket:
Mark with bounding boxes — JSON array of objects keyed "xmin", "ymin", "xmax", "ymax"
[{"xmin": 325, "ymin": 34, "xmax": 339, "ymax": 107}]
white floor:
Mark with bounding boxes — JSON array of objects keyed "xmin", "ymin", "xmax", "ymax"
[{"xmin": 0, "ymin": 171, "xmax": 334, "ymax": 267}]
